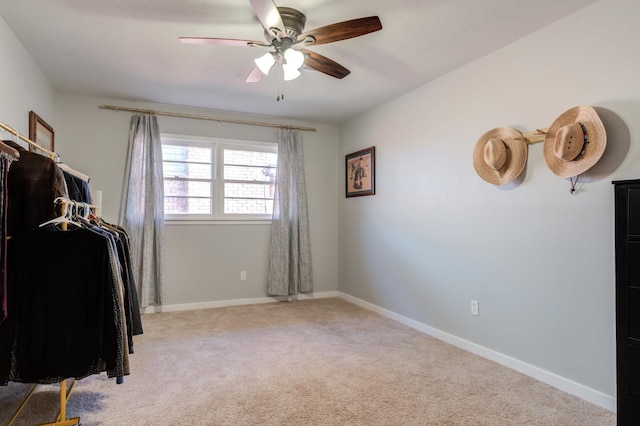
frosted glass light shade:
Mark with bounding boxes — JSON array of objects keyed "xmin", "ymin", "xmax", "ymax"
[
  {"xmin": 284, "ymin": 48, "xmax": 304, "ymax": 69},
  {"xmin": 283, "ymin": 63, "xmax": 301, "ymax": 81},
  {"xmin": 254, "ymin": 52, "xmax": 276, "ymax": 75}
]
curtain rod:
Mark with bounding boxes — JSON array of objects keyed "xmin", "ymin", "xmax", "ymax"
[
  {"xmin": 99, "ymin": 105, "xmax": 317, "ymax": 132},
  {"xmin": 0, "ymin": 120, "xmax": 57, "ymax": 159}
]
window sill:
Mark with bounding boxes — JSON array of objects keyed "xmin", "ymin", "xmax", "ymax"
[{"xmin": 165, "ymin": 219, "xmax": 272, "ymax": 226}]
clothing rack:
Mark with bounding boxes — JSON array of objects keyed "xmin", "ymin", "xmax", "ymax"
[
  {"xmin": 7, "ymin": 197, "xmax": 101, "ymax": 426},
  {"xmin": 0, "ymin": 120, "xmax": 57, "ymax": 159},
  {"xmin": 0, "ymin": 121, "xmax": 80, "ymax": 426},
  {"xmin": 8, "ymin": 380, "xmax": 80, "ymax": 426}
]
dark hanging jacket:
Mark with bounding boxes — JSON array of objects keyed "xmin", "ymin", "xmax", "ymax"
[{"xmin": 3, "ymin": 140, "xmax": 68, "ymax": 237}]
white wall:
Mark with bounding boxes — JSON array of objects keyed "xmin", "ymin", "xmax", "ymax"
[
  {"xmin": 339, "ymin": 0, "xmax": 639, "ymax": 409},
  {"xmin": 0, "ymin": 16, "xmax": 54, "ymax": 138},
  {"xmin": 53, "ymin": 94, "xmax": 340, "ymax": 306}
]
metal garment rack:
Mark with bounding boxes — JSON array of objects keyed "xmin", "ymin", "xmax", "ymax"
[
  {"xmin": 8, "ymin": 380, "xmax": 80, "ymax": 426},
  {"xmin": 0, "ymin": 120, "xmax": 57, "ymax": 160},
  {"xmin": 1, "ymin": 119, "xmax": 80, "ymax": 426}
]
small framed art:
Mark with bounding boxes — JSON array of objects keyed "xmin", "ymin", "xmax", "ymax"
[
  {"xmin": 346, "ymin": 146, "xmax": 375, "ymax": 197},
  {"xmin": 28, "ymin": 111, "xmax": 54, "ymax": 153}
]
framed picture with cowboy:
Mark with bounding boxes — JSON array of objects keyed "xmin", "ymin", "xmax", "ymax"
[{"xmin": 346, "ymin": 146, "xmax": 375, "ymax": 197}]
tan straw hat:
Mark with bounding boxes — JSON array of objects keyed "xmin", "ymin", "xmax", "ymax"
[
  {"xmin": 543, "ymin": 105, "xmax": 606, "ymax": 178},
  {"xmin": 473, "ymin": 127, "xmax": 527, "ymax": 185}
]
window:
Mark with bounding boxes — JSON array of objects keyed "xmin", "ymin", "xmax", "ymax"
[{"xmin": 161, "ymin": 134, "xmax": 277, "ymax": 222}]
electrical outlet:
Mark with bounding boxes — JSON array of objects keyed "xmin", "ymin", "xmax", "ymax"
[
  {"xmin": 240, "ymin": 271, "xmax": 247, "ymax": 281},
  {"xmin": 471, "ymin": 300, "xmax": 479, "ymax": 316}
]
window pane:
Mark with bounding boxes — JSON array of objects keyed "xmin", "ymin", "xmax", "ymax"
[
  {"xmin": 164, "ymin": 162, "xmax": 211, "ymax": 179},
  {"xmin": 163, "ymin": 145, "xmax": 211, "ymax": 163},
  {"xmin": 224, "ymin": 149, "xmax": 277, "ymax": 167},
  {"xmin": 224, "ymin": 198, "xmax": 274, "ymax": 215},
  {"xmin": 164, "ymin": 197, "xmax": 211, "ymax": 214},
  {"xmin": 165, "ymin": 180, "xmax": 211, "ymax": 197},
  {"xmin": 225, "ymin": 182, "xmax": 273, "ymax": 199},
  {"xmin": 224, "ymin": 165, "xmax": 275, "ymax": 182}
]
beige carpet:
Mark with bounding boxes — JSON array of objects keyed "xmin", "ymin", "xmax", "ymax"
[{"xmin": 0, "ymin": 298, "xmax": 615, "ymax": 425}]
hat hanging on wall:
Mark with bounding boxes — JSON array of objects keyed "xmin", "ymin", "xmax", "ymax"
[
  {"xmin": 543, "ymin": 105, "xmax": 606, "ymax": 179},
  {"xmin": 473, "ymin": 127, "xmax": 527, "ymax": 185}
]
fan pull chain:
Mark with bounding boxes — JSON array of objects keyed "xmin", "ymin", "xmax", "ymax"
[
  {"xmin": 276, "ymin": 59, "xmax": 284, "ymax": 102},
  {"xmin": 276, "ymin": 57, "xmax": 283, "ymax": 101}
]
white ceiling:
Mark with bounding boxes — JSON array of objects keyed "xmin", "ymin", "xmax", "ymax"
[{"xmin": 0, "ymin": 0, "xmax": 599, "ymax": 124}]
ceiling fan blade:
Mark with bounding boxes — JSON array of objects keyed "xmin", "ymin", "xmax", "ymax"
[
  {"xmin": 298, "ymin": 16, "xmax": 382, "ymax": 46},
  {"xmin": 179, "ymin": 37, "xmax": 267, "ymax": 47},
  {"xmin": 249, "ymin": 0, "xmax": 285, "ymax": 35},
  {"xmin": 246, "ymin": 66, "xmax": 265, "ymax": 83},
  {"xmin": 301, "ymin": 49, "xmax": 350, "ymax": 79}
]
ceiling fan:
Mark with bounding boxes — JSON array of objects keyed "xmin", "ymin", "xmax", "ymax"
[{"xmin": 179, "ymin": 0, "xmax": 383, "ymax": 84}]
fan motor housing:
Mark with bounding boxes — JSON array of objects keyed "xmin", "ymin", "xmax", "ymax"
[{"xmin": 265, "ymin": 7, "xmax": 306, "ymax": 42}]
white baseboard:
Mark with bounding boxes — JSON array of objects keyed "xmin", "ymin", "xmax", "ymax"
[
  {"xmin": 338, "ymin": 291, "xmax": 616, "ymax": 413},
  {"xmin": 142, "ymin": 291, "xmax": 339, "ymax": 314}
]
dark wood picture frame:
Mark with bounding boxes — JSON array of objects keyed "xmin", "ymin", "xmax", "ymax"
[
  {"xmin": 28, "ymin": 111, "xmax": 54, "ymax": 153},
  {"xmin": 346, "ymin": 146, "xmax": 375, "ymax": 197}
]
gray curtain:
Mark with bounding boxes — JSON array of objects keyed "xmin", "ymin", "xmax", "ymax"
[
  {"xmin": 267, "ymin": 129, "xmax": 313, "ymax": 296},
  {"xmin": 119, "ymin": 113, "xmax": 165, "ymax": 307}
]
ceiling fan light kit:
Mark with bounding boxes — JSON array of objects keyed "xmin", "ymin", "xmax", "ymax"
[
  {"xmin": 283, "ymin": 48, "xmax": 304, "ymax": 69},
  {"xmin": 282, "ymin": 63, "xmax": 301, "ymax": 81},
  {"xmin": 254, "ymin": 52, "xmax": 276, "ymax": 75},
  {"xmin": 180, "ymin": 0, "xmax": 383, "ymax": 98}
]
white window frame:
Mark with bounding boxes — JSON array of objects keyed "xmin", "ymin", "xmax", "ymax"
[{"xmin": 161, "ymin": 133, "xmax": 277, "ymax": 224}]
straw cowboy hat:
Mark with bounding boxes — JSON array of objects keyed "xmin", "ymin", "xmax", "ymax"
[
  {"xmin": 543, "ymin": 105, "xmax": 606, "ymax": 178},
  {"xmin": 473, "ymin": 127, "xmax": 527, "ymax": 185}
]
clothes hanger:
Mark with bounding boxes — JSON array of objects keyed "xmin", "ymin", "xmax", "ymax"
[
  {"xmin": 77, "ymin": 202, "xmax": 95, "ymax": 226},
  {"xmin": 80, "ymin": 202, "xmax": 89, "ymax": 219},
  {"xmin": 38, "ymin": 198, "xmax": 81, "ymax": 228},
  {"xmin": 57, "ymin": 163, "xmax": 90, "ymax": 182}
]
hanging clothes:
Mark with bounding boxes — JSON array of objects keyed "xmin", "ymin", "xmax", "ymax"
[
  {"xmin": 0, "ymin": 123, "xmax": 137, "ymax": 425},
  {"xmin": 57, "ymin": 162, "xmax": 90, "ymax": 183},
  {"xmin": 62, "ymin": 169, "xmax": 92, "ymax": 204},
  {"xmin": 0, "ymin": 147, "xmax": 18, "ymax": 324},
  {"xmin": 101, "ymin": 221, "xmax": 144, "ymax": 348},
  {"xmin": 0, "ymin": 224, "xmax": 128, "ymax": 385},
  {"xmin": 2, "ymin": 140, "xmax": 68, "ymax": 237},
  {"xmin": 77, "ymin": 214, "xmax": 143, "ymax": 353}
]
